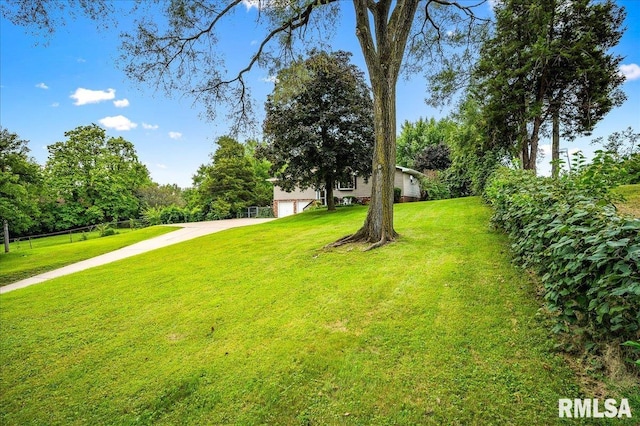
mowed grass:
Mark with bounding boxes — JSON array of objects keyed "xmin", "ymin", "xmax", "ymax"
[
  {"xmin": 0, "ymin": 226, "xmax": 180, "ymax": 286},
  {"xmin": 614, "ymin": 184, "xmax": 640, "ymax": 217},
  {"xmin": 1, "ymin": 198, "xmax": 633, "ymax": 425}
]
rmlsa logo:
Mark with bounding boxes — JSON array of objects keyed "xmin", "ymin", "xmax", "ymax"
[{"xmin": 559, "ymin": 398, "xmax": 632, "ymax": 418}]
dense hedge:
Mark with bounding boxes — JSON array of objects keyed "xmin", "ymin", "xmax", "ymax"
[
  {"xmin": 143, "ymin": 205, "xmax": 204, "ymax": 225},
  {"xmin": 484, "ymin": 167, "xmax": 639, "ymax": 352}
]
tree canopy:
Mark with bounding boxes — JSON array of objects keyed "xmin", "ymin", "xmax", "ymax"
[
  {"xmin": 192, "ymin": 136, "xmax": 266, "ymax": 220},
  {"xmin": 0, "ymin": 128, "xmax": 43, "ymax": 248},
  {"xmin": 260, "ymin": 50, "xmax": 374, "ymax": 212},
  {"xmin": 396, "ymin": 117, "xmax": 457, "ymax": 169},
  {"xmin": 43, "ymin": 124, "xmax": 151, "ymax": 229},
  {"xmin": 473, "ymin": 0, "xmax": 626, "ymax": 174}
]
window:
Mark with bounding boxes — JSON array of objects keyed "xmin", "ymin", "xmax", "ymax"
[{"xmin": 337, "ymin": 176, "xmax": 356, "ymax": 191}]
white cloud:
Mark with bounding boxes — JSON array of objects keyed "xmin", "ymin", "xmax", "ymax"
[
  {"xmin": 168, "ymin": 131, "xmax": 182, "ymax": 140},
  {"xmin": 242, "ymin": 0, "xmax": 260, "ymax": 10},
  {"xmin": 142, "ymin": 122, "xmax": 159, "ymax": 130},
  {"xmin": 261, "ymin": 75, "xmax": 279, "ymax": 84},
  {"xmin": 98, "ymin": 115, "xmax": 138, "ymax": 131},
  {"xmin": 539, "ymin": 144, "xmax": 551, "ymax": 155},
  {"xmin": 156, "ymin": 164, "xmax": 168, "ymax": 169},
  {"xmin": 70, "ymin": 87, "xmax": 116, "ymax": 105},
  {"xmin": 51, "ymin": 102, "xmax": 60, "ymax": 107},
  {"xmin": 620, "ymin": 64, "xmax": 640, "ymax": 81},
  {"xmin": 36, "ymin": 82, "xmax": 49, "ymax": 89},
  {"xmin": 77, "ymin": 58, "xmax": 86, "ymax": 63},
  {"xmin": 113, "ymin": 98, "xmax": 130, "ymax": 108}
]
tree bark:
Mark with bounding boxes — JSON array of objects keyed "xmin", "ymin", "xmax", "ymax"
[
  {"xmin": 328, "ymin": 0, "xmax": 418, "ymax": 250},
  {"xmin": 552, "ymin": 108, "xmax": 560, "ymax": 179},
  {"xmin": 326, "ymin": 176, "xmax": 336, "ymax": 211},
  {"xmin": 3, "ymin": 219, "xmax": 9, "ymax": 253},
  {"xmin": 521, "ymin": 115, "xmax": 542, "ymax": 173}
]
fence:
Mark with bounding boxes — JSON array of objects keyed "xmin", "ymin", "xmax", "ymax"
[
  {"xmin": 2, "ymin": 219, "xmax": 148, "ymax": 251},
  {"xmin": 244, "ymin": 206, "xmax": 275, "ymax": 219}
]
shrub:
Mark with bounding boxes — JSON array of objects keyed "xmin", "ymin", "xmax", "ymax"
[
  {"xmin": 96, "ymin": 223, "xmax": 115, "ymax": 237},
  {"xmin": 143, "ymin": 207, "xmax": 162, "ymax": 226},
  {"xmin": 393, "ymin": 187, "xmax": 402, "ymax": 203},
  {"xmin": 484, "ymin": 160, "xmax": 640, "ymax": 358},
  {"xmin": 144, "ymin": 205, "xmax": 195, "ymax": 225},
  {"xmin": 208, "ymin": 199, "xmax": 232, "ymax": 220},
  {"xmin": 623, "ymin": 153, "xmax": 640, "ymax": 184},
  {"xmin": 419, "ymin": 175, "xmax": 450, "ymax": 201},
  {"xmin": 159, "ymin": 205, "xmax": 188, "ymax": 224}
]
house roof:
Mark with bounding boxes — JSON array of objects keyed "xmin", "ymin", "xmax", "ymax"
[{"xmin": 395, "ymin": 165, "xmax": 424, "ymax": 177}]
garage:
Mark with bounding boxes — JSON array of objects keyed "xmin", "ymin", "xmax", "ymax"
[{"xmin": 277, "ymin": 201, "xmax": 295, "ymax": 217}]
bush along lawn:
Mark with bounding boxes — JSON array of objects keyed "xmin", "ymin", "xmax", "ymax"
[
  {"xmin": 484, "ymin": 165, "xmax": 640, "ymax": 379},
  {"xmin": 0, "ymin": 197, "xmax": 619, "ymax": 425},
  {"xmin": 0, "ymin": 225, "xmax": 180, "ymax": 286}
]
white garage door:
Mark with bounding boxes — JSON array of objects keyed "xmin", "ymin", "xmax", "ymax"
[{"xmin": 278, "ymin": 201, "xmax": 295, "ymax": 217}]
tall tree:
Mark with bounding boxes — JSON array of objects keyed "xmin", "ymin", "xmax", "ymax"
[
  {"xmin": 193, "ymin": 136, "xmax": 259, "ymax": 219},
  {"xmin": 260, "ymin": 50, "xmax": 374, "ymax": 212},
  {"xmin": 244, "ymin": 139, "xmax": 274, "ymax": 208},
  {"xmin": 0, "ymin": 128, "xmax": 43, "ymax": 250},
  {"xmin": 396, "ymin": 117, "xmax": 457, "ymax": 169},
  {"xmin": 44, "ymin": 124, "xmax": 150, "ymax": 229},
  {"xmin": 5, "ymin": 0, "xmax": 487, "ymax": 248},
  {"xmin": 473, "ymin": 0, "xmax": 625, "ymax": 174}
]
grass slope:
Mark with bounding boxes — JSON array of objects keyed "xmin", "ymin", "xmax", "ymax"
[
  {"xmin": 614, "ymin": 184, "xmax": 640, "ymax": 217},
  {"xmin": 0, "ymin": 226, "xmax": 180, "ymax": 286},
  {"xmin": 0, "ymin": 198, "xmax": 633, "ymax": 424}
]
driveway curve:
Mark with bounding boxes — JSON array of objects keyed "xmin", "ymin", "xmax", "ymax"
[{"xmin": 0, "ymin": 218, "xmax": 275, "ymax": 294}]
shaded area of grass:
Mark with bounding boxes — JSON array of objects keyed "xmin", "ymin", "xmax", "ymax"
[
  {"xmin": 0, "ymin": 226, "xmax": 180, "ymax": 286},
  {"xmin": 614, "ymin": 184, "xmax": 640, "ymax": 217},
  {"xmin": 0, "ymin": 199, "xmax": 635, "ymax": 424}
]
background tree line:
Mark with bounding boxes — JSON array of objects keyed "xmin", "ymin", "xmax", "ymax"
[{"xmin": 0, "ymin": 126, "xmax": 274, "ymax": 242}]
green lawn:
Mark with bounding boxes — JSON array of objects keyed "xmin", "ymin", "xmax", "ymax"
[
  {"xmin": 614, "ymin": 184, "xmax": 640, "ymax": 217},
  {"xmin": 0, "ymin": 226, "xmax": 180, "ymax": 286},
  {"xmin": 7, "ymin": 227, "xmax": 135, "ymax": 251},
  {"xmin": 0, "ymin": 198, "xmax": 636, "ymax": 424}
]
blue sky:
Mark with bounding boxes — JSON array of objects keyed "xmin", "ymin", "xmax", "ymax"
[{"xmin": 1, "ymin": 1, "xmax": 638, "ymax": 188}]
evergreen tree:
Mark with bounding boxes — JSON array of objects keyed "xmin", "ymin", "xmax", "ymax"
[
  {"xmin": 195, "ymin": 136, "xmax": 259, "ymax": 219},
  {"xmin": 473, "ymin": 0, "xmax": 625, "ymax": 174}
]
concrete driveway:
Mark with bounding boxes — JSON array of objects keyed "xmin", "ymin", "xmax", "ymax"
[{"xmin": 0, "ymin": 218, "xmax": 275, "ymax": 294}]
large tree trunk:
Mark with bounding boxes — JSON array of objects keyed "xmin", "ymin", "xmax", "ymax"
[
  {"xmin": 325, "ymin": 176, "xmax": 336, "ymax": 212},
  {"xmin": 329, "ymin": 0, "xmax": 418, "ymax": 250},
  {"xmin": 551, "ymin": 109, "xmax": 560, "ymax": 178},
  {"xmin": 356, "ymin": 78, "xmax": 399, "ymax": 244},
  {"xmin": 522, "ymin": 116, "xmax": 543, "ymax": 173}
]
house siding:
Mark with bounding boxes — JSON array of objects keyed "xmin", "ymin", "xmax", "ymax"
[{"xmin": 271, "ymin": 167, "xmax": 423, "ymax": 217}]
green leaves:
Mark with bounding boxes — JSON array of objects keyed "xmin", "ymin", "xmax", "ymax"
[
  {"xmin": 43, "ymin": 125, "xmax": 150, "ymax": 230},
  {"xmin": 262, "ymin": 50, "xmax": 374, "ymax": 208},
  {"xmin": 484, "ymin": 166, "xmax": 640, "ymax": 355},
  {"xmin": 0, "ymin": 128, "xmax": 43, "ymax": 236}
]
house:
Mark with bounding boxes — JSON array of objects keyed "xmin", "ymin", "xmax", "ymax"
[{"xmin": 271, "ymin": 166, "xmax": 423, "ymax": 218}]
